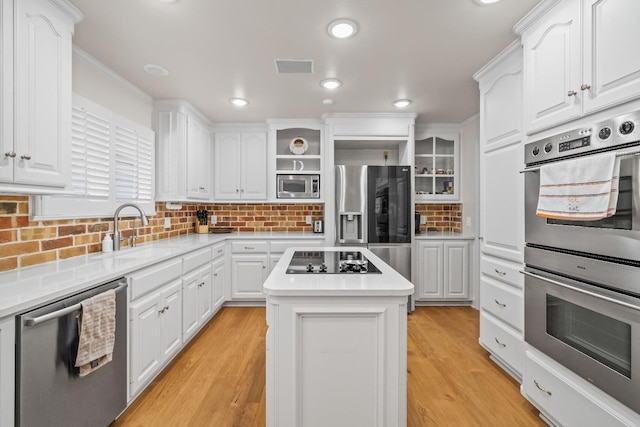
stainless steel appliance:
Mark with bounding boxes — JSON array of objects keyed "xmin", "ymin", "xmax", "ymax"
[
  {"xmin": 523, "ymin": 110, "xmax": 640, "ymax": 413},
  {"xmin": 16, "ymin": 279, "xmax": 128, "ymax": 427},
  {"xmin": 524, "ymin": 111, "xmax": 640, "ymax": 261},
  {"xmin": 286, "ymin": 250, "xmax": 381, "ymax": 274},
  {"xmin": 277, "ymin": 174, "xmax": 320, "ymax": 199},
  {"xmin": 334, "ymin": 165, "xmax": 412, "ymax": 281}
]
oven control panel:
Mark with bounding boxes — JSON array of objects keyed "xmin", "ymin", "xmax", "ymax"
[{"xmin": 525, "ymin": 110, "xmax": 640, "ymax": 165}]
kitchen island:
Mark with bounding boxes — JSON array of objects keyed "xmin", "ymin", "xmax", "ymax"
[{"xmin": 263, "ymin": 247, "xmax": 414, "ymax": 427}]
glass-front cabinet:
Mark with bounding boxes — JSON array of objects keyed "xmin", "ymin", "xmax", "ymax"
[{"xmin": 414, "ymin": 134, "xmax": 459, "ymax": 201}]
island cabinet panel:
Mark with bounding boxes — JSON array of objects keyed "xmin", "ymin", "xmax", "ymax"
[{"xmin": 266, "ymin": 297, "xmax": 408, "ymax": 427}]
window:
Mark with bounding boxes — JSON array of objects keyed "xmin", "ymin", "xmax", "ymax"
[{"xmin": 33, "ymin": 95, "xmax": 155, "ymax": 219}]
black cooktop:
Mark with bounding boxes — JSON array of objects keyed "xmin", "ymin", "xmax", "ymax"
[{"xmin": 286, "ymin": 250, "xmax": 381, "ymax": 274}]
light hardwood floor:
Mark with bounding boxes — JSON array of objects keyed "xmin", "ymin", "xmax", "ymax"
[{"xmin": 112, "ymin": 306, "xmax": 545, "ymax": 427}]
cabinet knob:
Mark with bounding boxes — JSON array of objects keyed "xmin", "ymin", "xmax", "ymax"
[
  {"xmin": 241, "ymin": 189, "xmax": 245, "ymax": 193},
  {"xmin": 567, "ymin": 90, "xmax": 577, "ymax": 97},
  {"xmin": 580, "ymin": 83, "xmax": 591, "ymax": 91},
  {"xmin": 5, "ymin": 151, "xmax": 16, "ymax": 158},
  {"xmin": 236, "ymin": 189, "xmax": 239, "ymax": 193}
]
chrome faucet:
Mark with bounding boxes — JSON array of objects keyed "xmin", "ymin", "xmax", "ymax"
[{"xmin": 113, "ymin": 203, "xmax": 149, "ymax": 251}]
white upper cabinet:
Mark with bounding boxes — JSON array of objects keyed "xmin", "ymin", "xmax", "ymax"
[
  {"xmin": 214, "ymin": 129, "xmax": 267, "ymax": 200},
  {"xmin": 413, "ymin": 132, "xmax": 460, "ymax": 202},
  {"xmin": 519, "ymin": 0, "xmax": 640, "ymax": 134},
  {"xmin": 0, "ymin": 0, "xmax": 82, "ymax": 192},
  {"xmin": 154, "ymin": 100, "xmax": 213, "ymax": 201}
]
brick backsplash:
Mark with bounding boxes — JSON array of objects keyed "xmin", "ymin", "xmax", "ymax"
[
  {"xmin": 415, "ymin": 203, "xmax": 462, "ymax": 233},
  {"xmin": 0, "ymin": 196, "xmax": 324, "ymax": 273}
]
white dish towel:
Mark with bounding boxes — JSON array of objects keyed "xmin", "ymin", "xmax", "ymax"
[
  {"xmin": 536, "ymin": 152, "xmax": 620, "ymax": 220},
  {"xmin": 75, "ymin": 289, "xmax": 116, "ymax": 377}
]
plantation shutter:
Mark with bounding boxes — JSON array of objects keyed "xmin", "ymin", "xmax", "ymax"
[
  {"xmin": 70, "ymin": 105, "xmax": 110, "ymax": 199},
  {"xmin": 114, "ymin": 123, "xmax": 154, "ymax": 203}
]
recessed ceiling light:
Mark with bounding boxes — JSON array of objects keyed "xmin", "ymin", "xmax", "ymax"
[
  {"xmin": 322, "ymin": 99, "xmax": 335, "ymax": 105},
  {"xmin": 393, "ymin": 99, "xmax": 412, "ymax": 108},
  {"xmin": 229, "ymin": 98, "xmax": 248, "ymax": 107},
  {"xmin": 474, "ymin": 0, "xmax": 500, "ymax": 4},
  {"xmin": 328, "ymin": 18, "xmax": 358, "ymax": 39},
  {"xmin": 157, "ymin": 0, "xmax": 180, "ymax": 3},
  {"xmin": 143, "ymin": 64, "xmax": 169, "ymax": 77},
  {"xmin": 320, "ymin": 78, "xmax": 342, "ymax": 89}
]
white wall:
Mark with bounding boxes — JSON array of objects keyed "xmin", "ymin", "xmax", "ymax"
[
  {"xmin": 460, "ymin": 114, "xmax": 479, "ymax": 237},
  {"xmin": 72, "ymin": 46, "xmax": 154, "ymax": 128}
]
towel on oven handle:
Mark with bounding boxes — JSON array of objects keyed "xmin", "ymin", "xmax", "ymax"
[
  {"xmin": 536, "ymin": 152, "xmax": 620, "ymax": 220},
  {"xmin": 75, "ymin": 289, "xmax": 116, "ymax": 377}
]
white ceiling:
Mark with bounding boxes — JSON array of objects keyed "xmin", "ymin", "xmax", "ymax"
[{"xmin": 70, "ymin": 0, "xmax": 540, "ymax": 125}]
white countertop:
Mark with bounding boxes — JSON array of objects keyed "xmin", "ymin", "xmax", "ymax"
[
  {"xmin": 263, "ymin": 247, "xmax": 414, "ymax": 297},
  {"xmin": 0, "ymin": 232, "xmax": 325, "ymax": 319}
]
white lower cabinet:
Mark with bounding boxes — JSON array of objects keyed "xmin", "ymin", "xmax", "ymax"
[
  {"xmin": 182, "ymin": 263, "xmax": 212, "ymax": 343},
  {"xmin": 231, "ymin": 240, "xmax": 269, "ymax": 299},
  {"xmin": 0, "ymin": 316, "xmax": 15, "ymax": 427},
  {"xmin": 129, "ymin": 279, "xmax": 182, "ymax": 398},
  {"xmin": 414, "ymin": 240, "xmax": 470, "ymax": 301},
  {"xmin": 479, "ymin": 311, "xmax": 524, "ymax": 379},
  {"xmin": 212, "ymin": 257, "xmax": 226, "ymax": 310},
  {"xmin": 523, "ymin": 347, "xmax": 640, "ymax": 427}
]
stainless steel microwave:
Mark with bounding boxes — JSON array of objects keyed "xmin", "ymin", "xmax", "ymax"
[{"xmin": 277, "ymin": 174, "xmax": 320, "ymax": 199}]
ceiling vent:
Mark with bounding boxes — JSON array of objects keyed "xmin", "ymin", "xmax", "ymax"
[{"xmin": 274, "ymin": 59, "xmax": 314, "ymax": 74}]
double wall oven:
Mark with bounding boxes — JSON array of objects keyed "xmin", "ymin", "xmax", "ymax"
[{"xmin": 523, "ymin": 110, "xmax": 640, "ymax": 414}]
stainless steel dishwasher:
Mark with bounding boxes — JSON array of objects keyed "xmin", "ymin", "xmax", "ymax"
[{"xmin": 16, "ymin": 278, "xmax": 128, "ymax": 427}]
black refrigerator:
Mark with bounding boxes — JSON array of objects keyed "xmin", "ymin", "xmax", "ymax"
[{"xmin": 335, "ymin": 165, "xmax": 412, "ymax": 282}]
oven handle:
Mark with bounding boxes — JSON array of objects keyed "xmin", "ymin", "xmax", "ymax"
[
  {"xmin": 24, "ymin": 282, "xmax": 127, "ymax": 327},
  {"xmin": 521, "ymin": 149, "xmax": 640, "ymax": 173},
  {"xmin": 521, "ymin": 270, "xmax": 640, "ymax": 313}
]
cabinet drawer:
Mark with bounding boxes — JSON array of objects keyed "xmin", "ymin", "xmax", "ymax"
[
  {"xmin": 479, "ymin": 312, "xmax": 524, "ymax": 376},
  {"xmin": 481, "ymin": 255, "xmax": 523, "ymax": 288},
  {"xmin": 231, "ymin": 241, "xmax": 268, "ymax": 253},
  {"xmin": 523, "ymin": 349, "xmax": 639, "ymax": 427},
  {"xmin": 480, "ymin": 277, "xmax": 523, "ymax": 332},
  {"xmin": 211, "ymin": 242, "xmax": 225, "ymax": 260},
  {"xmin": 129, "ymin": 258, "xmax": 183, "ymax": 300},
  {"xmin": 269, "ymin": 239, "xmax": 323, "ymax": 254},
  {"xmin": 183, "ymin": 248, "xmax": 212, "ymax": 273}
]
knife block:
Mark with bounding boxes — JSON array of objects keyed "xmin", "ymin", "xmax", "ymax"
[{"xmin": 196, "ymin": 225, "xmax": 208, "ymax": 234}]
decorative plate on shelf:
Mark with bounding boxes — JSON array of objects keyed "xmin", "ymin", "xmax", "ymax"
[{"xmin": 289, "ymin": 137, "xmax": 308, "ymax": 155}]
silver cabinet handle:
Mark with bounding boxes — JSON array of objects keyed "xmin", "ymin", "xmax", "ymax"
[
  {"xmin": 214, "ymin": 273, "xmax": 218, "ymax": 277},
  {"xmin": 159, "ymin": 305, "xmax": 170, "ymax": 314},
  {"xmin": 580, "ymin": 83, "xmax": 591, "ymax": 91},
  {"xmin": 494, "ymin": 337, "xmax": 506, "ymax": 348},
  {"xmin": 236, "ymin": 189, "xmax": 239, "ymax": 193},
  {"xmin": 262, "ymin": 265, "xmax": 266, "ymax": 269},
  {"xmin": 494, "ymin": 268, "xmax": 506, "ymax": 276},
  {"xmin": 478, "ymin": 236, "xmax": 484, "ymax": 241},
  {"xmin": 5, "ymin": 151, "xmax": 16, "ymax": 158},
  {"xmin": 217, "ymin": 249, "xmax": 223, "ymax": 253},
  {"xmin": 534, "ymin": 380, "xmax": 552, "ymax": 396},
  {"xmin": 21, "ymin": 154, "xmax": 31, "ymax": 160},
  {"xmin": 494, "ymin": 299, "xmax": 506, "ymax": 308},
  {"xmin": 567, "ymin": 90, "xmax": 577, "ymax": 97},
  {"xmin": 244, "ymin": 246, "xmax": 254, "ymax": 250},
  {"xmin": 241, "ymin": 189, "xmax": 245, "ymax": 193}
]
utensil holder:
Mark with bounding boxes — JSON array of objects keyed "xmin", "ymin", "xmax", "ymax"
[{"xmin": 196, "ymin": 225, "xmax": 208, "ymax": 234}]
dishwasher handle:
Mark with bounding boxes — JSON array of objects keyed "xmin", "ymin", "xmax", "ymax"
[{"xmin": 24, "ymin": 281, "xmax": 127, "ymax": 327}]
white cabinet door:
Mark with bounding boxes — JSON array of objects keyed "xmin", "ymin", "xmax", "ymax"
[
  {"xmin": 182, "ymin": 271, "xmax": 199, "ymax": 340},
  {"xmin": 214, "ymin": 131, "xmax": 267, "ymax": 200},
  {"xmin": 582, "ymin": 0, "xmax": 640, "ymax": 114},
  {"xmin": 160, "ymin": 280, "xmax": 183, "ymax": 361},
  {"xmin": 129, "ymin": 291, "xmax": 163, "ymax": 396},
  {"xmin": 198, "ymin": 266, "xmax": 212, "ymax": 322},
  {"xmin": 523, "ymin": 0, "xmax": 581, "ymax": 134},
  {"xmin": 415, "ymin": 241, "xmax": 443, "ymax": 300},
  {"xmin": 0, "ymin": 0, "xmax": 12, "ymax": 184},
  {"xmin": 231, "ymin": 254, "xmax": 267, "ymax": 299},
  {"xmin": 214, "ymin": 132, "xmax": 241, "ymax": 199},
  {"xmin": 479, "ymin": 142, "xmax": 524, "ymax": 263},
  {"xmin": 13, "ymin": 0, "xmax": 72, "ymax": 187},
  {"xmin": 186, "ymin": 118, "xmax": 211, "ymax": 199},
  {"xmin": 212, "ymin": 258, "xmax": 225, "ymax": 309},
  {"xmin": 444, "ymin": 241, "xmax": 469, "ymax": 298},
  {"xmin": 240, "ymin": 132, "xmax": 267, "ymax": 199}
]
